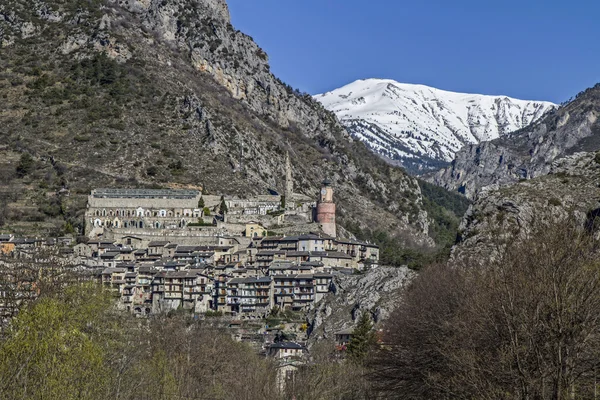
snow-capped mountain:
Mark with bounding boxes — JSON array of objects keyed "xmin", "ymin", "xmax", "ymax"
[{"xmin": 315, "ymin": 79, "xmax": 556, "ymax": 173}]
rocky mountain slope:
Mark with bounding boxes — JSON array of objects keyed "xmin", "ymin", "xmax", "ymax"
[
  {"xmin": 316, "ymin": 79, "xmax": 555, "ymax": 173},
  {"xmin": 0, "ymin": 0, "xmax": 467, "ymax": 253},
  {"xmin": 431, "ymin": 85, "xmax": 600, "ymax": 199},
  {"xmin": 307, "ymin": 266, "xmax": 413, "ymax": 346},
  {"xmin": 452, "ymin": 151, "xmax": 600, "ymax": 259}
]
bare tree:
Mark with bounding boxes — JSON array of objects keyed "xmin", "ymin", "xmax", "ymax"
[{"xmin": 371, "ymin": 218, "xmax": 600, "ymax": 399}]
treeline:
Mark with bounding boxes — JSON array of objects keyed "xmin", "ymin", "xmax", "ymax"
[
  {"xmin": 0, "ymin": 283, "xmax": 372, "ymax": 400},
  {"xmin": 369, "ymin": 218, "xmax": 600, "ymax": 399}
]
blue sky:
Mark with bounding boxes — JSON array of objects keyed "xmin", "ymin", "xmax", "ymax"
[{"xmin": 227, "ymin": 0, "xmax": 599, "ymax": 103}]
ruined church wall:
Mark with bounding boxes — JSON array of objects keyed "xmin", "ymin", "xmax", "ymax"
[{"xmin": 88, "ymin": 196, "xmax": 199, "ymax": 209}]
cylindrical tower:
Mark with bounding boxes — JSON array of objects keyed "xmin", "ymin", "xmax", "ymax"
[{"xmin": 316, "ymin": 179, "xmax": 336, "ymax": 237}]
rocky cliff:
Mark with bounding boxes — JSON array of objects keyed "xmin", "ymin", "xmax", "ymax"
[
  {"xmin": 306, "ymin": 267, "xmax": 413, "ymax": 346},
  {"xmin": 0, "ymin": 0, "xmax": 472, "ymax": 251},
  {"xmin": 430, "ymin": 85, "xmax": 600, "ymax": 199},
  {"xmin": 452, "ymin": 151, "xmax": 600, "ymax": 259}
]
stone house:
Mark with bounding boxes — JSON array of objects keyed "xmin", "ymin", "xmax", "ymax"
[
  {"xmin": 267, "ymin": 342, "xmax": 307, "ymax": 360},
  {"xmin": 245, "ymin": 222, "xmax": 266, "ymax": 238},
  {"xmin": 73, "ymin": 243, "xmax": 93, "ymax": 258},
  {"xmin": 147, "ymin": 241, "xmax": 171, "ymax": 257}
]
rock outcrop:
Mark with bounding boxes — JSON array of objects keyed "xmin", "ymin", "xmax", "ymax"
[
  {"xmin": 306, "ymin": 267, "xmax": 413, "ymax": 346},
  {"xmin": 452, "ymin": 151, "xmax": 600, "ymax": 259}
]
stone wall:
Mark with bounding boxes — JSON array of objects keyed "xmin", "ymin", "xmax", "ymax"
[{"xmin": 104, "ymin": 227, "xmax": 226, "ymax": 246}]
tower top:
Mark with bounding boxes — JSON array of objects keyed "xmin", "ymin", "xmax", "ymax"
[{"xmin": 322, "ymin": 178, "xmax": 332, "ymax": 187}]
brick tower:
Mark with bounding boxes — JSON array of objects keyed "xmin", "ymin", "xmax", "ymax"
[{"xmin": 316, "ymin": 179, "xmax": 336, "ymax": 237}]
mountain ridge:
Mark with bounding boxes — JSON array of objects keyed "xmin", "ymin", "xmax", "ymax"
[
  {"xmin": 316, "ymin": 78, "xmax": 556, "ymax": 173},
  {"xmin": 430, "ymin": 84, "xmax": 600, "ymax": 199}
]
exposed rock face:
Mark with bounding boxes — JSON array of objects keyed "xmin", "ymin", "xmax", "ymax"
[
  {"xmin": 452, "ymin": 152, "xmax": 600, "ymax": 259},
  {"xmin": 306, "ymin": 267, "xmax": 413, "ymax": 346},
  {"xmin": 431, "ymin": 85, "xmax": 600, "ymax": 199}
]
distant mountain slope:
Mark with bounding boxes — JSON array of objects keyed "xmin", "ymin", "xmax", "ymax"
[
  {"xmin": 315, "ymin": 79, "xmax": 555, "ymax": 173},
  {"xmin": 431, "ymin": 84, "xmax": 600, "ymax": 199}
]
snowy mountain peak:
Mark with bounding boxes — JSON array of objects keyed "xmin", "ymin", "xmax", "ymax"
[{"xmin": 315, "ymin": 79, "xmax": 557, "ymax": 173}]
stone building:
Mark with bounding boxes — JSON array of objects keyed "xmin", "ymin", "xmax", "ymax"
[
  {"xmin": 315, "ymin": 180, "xmax": 336, "ymax": 238},
  {"xmin": 85, "ymin": 188, "xmax": 202, "ymax": 234}
]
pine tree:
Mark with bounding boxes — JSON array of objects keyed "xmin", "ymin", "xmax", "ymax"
[
  {"xmin": 219, "ymin": 195, "xmax": 228, "ymax": 214},
  {"xmin": 346, "ymin": 312, "xmax": 376, "ymax": 363},
  {"xmin": 197, "ymin": 196, "xmax": 205, "ymax": 209}
]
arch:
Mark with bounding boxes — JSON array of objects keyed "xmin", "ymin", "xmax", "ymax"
[
  {"xmin": 180, "ymin": 219, "xmax": 187, "ymax": 228},
  {"xmin": 160, "ymin": 209, "xmax": 167, "ymax": 217},
  {"xmin": 145, "ymin": 210, "xmax": 151, "ymax": 217},
  {"xmin": 155, "ymin": 221, "xmax": 161, "ymax": 229},
  {"xmin": 95, "ymin": 210, "xmax": 100, "ymax": 217},
  {"xmin": 139, "ymin": 221, "xmax": 144, "ymax": 229},
  {"xmin": 102, "ymin": 209, "xmax": 107, "ymax": 217},
  {"xmin": 94, "ymin": 218, "xmax": 102, "ymax": 227},
  {"xmin": 145, "ymin": 308, "xmax": 151, "ymax": 315},
  {"xmin": 134, "ymin": 307, "xmax": 142, "ymax": 314},
  {"xmin": 167, "ymin": 211, "xmax": 173, "ymax": 217}
]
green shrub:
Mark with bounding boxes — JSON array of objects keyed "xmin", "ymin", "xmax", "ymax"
[
  {"xmin": 548, "ymin": 198, "xmax": 562, "ymax": 207},
  {"xmin": 16, "ymin": 153, "xmax": 35, "ymax": 177}
]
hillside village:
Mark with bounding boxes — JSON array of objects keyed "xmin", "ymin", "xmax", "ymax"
[
  {"xmin": 0, "ymin": 176, "xmax": 379, "ymax": 383},
  {"xmin": 0, "ymin": 172, "xmax": 379, "ymax": 320}
]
